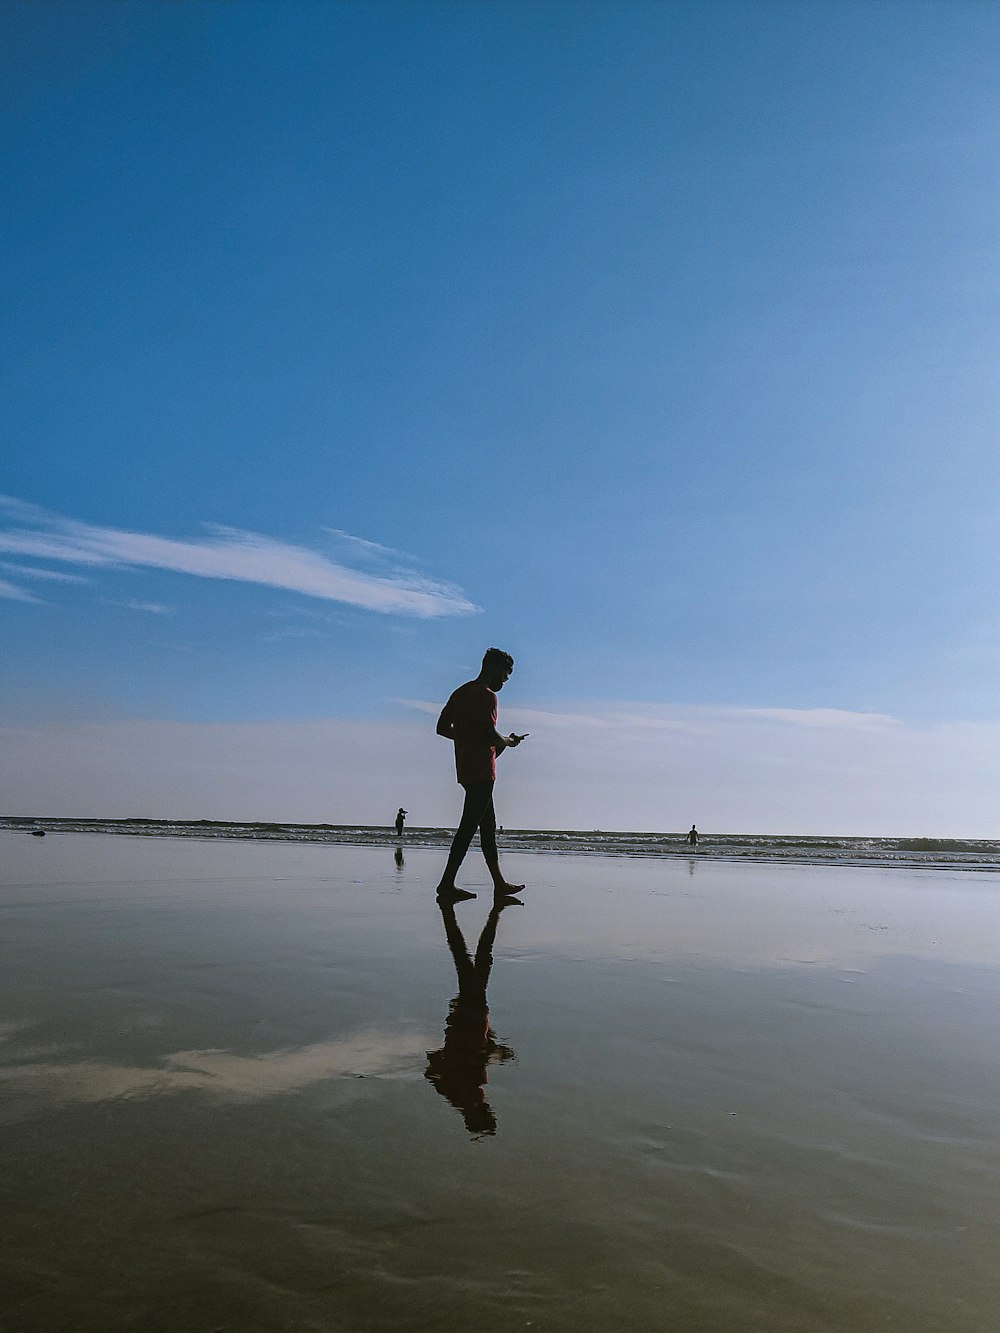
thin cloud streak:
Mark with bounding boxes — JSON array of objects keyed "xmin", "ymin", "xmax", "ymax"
[
  {"xmin": 0, "ymin": 578, "xmax": 41, "ymax": 603},
  {"xmin": 322, "ymin": 528, "xmax": 410, "ymax": 565},
  {"xmin": 117, "ymin": 600, "xmax": 175, "ymax": 615},
  {"xmin": 0, "ymin": 497, "xmax": 479, "ymax": 618},
  {"xmin": 0, "ymin": 561, "xmax": 88, "ymax": 584},
  {"xmin": 732, "ymin": 707, "xmax": 899, "ymax": 732},
  {"xmin": 400, "ymin": 699, "xmax": 900, "ymax": 734}
]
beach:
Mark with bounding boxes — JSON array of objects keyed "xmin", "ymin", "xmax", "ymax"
[{"xmin": 2, "ymin": 829, "xmax": 1000, "ymax": 1332}]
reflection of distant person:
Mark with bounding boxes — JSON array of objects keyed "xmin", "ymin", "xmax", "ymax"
[
  {"xmin": 424, "ymin": 894, "xmax": 519, "ymax": 1137},
  {"xmin": 394, "ymin": 845, "xmax": 405, "ymax": 871},
  {"xmin": 395, "ymin": 807, "xmax": 407, "ymax": 836},
  {"xmin": 687, "ymin": 825, "xmax": 699, "ymax": 847},
  {"xmin": 434, "ymin": 648, "xmax": 527, "ymax": 900}
]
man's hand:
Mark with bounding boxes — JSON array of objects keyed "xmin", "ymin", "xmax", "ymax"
[{"xmin": 494, "ymin": 731, "xmax": 527, "ymax": 754}]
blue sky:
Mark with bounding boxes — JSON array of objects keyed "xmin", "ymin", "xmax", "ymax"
[{"xmin": 3, "ymin": 1, "xmax": 1000, "ymax": 832}]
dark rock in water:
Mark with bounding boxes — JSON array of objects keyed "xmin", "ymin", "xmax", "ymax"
[{"xmin": 31, "ymin": 829, "xmax": 46, "ymax": 837}]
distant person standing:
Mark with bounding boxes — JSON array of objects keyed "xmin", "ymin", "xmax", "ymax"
[
  {"xmin": 395, "ymin": 807, "xmax": 407, "ymax": 837},
  {"xmin": 687, "ymin": 824, "xmax": 699, "ymax": 848},
  {"xmin": 435, "ymin": 648, "xmax": 527, "ymax": 900}
]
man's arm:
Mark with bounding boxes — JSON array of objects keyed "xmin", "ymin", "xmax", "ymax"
[
  {"xmin": 493, "ymin": 730, "xmax": 526, "ymax": 754},
  {"xmin": 436, "ymin": 702, "xmax": 455, "ymax": 739}
]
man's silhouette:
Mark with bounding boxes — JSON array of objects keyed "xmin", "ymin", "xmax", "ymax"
[{"xmin": 435, "ymin": 648, "xmax": 527, "ymax": 899}]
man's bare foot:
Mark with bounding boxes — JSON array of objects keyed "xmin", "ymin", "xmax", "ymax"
[
  {"xmin": 492, "ymin": 881, "xmax": 524, "ymax": 895},
  {"xmin": 436, "ymin": 885, "xmax": 477, "ymax": 902}
]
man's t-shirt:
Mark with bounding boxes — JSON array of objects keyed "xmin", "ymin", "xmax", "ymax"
[{"xmin": 440, "ymin": 679, "xmax": 499, "ymax": 785}]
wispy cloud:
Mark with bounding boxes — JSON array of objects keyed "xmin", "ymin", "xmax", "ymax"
[
  {"xmin": 117, "ymin": 600, "xmax": 175, "ymax": 615},
  {"xmin": 0, "ymin": 560, "xmax": 88, "ymax": 584},
  {"xmin": 399, "ymin": 699, "xmax": 899, "ymax": 735},
  {"xmin": 0, "ymin": 577, "xmax": 42, "ymax": 604},
  {"xmin": 729, "ymin": 706, "xmax": 899, "ymax": 732},
  {"xmin": 322, "ymin": 528, "xmax": 411, "ymax": 567},
  {"xmin": 0, "ymin": 497, "xmax": 479, "ymax": 618},
  {"xmin": 261, "ymin": 626, "xmax": 329, "ymax": 642}
]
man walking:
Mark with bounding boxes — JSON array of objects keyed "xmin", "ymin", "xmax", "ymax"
[{"xmin": 435, "ymin": 647, "xmax": 527, "ymax": 900}]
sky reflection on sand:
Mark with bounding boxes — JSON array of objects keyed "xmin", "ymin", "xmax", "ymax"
[{"xmin": 3, "ymin": 835, "xmax": 1000, "ymax": 1330}]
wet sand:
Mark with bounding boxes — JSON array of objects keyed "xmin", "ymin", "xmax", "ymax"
[{"xmin": 2, "ymin": 830, "xmax": 1000, "ymax": 1332}]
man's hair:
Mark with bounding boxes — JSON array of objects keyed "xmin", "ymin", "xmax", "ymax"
[{"xmin": 482, "ymin": 647, "xmax": 514, "ymax": 674}]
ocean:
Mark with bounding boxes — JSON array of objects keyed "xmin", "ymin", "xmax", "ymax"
[{"xmin": 3, "ymin": 815, "xmax": 998, "ymax": 871}]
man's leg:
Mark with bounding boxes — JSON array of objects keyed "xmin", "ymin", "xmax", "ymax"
[
  {"xmin": 478, "ymin": 792, "xmax": 525, "ymax": 894},
  {"xmin": 436, "ymin": 781, "xmax": 495, "ymax": 895}
]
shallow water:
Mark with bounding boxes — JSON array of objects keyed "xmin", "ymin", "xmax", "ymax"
[{"xmin": 2, "ymin": 831, "xmax": 1000, "ymax": 1331}]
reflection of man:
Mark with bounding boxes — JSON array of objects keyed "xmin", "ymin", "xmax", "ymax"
[
  {"xmin": 424, "ymin": 896, "xmax": 518, "ymax": 1137},
  {"xmin": 435, "ymin": 648, "xmax": 527, "ymax": 900}
]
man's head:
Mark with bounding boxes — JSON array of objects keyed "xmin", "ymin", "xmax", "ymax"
[{"xmin": 481, "ymin": 647, "xmax": 514, "ymax": 690}]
